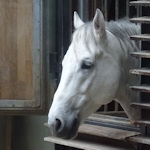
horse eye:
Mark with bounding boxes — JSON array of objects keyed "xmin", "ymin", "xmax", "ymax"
[{"xmin": 81, "ymin": 60, "xmax": 93, "ymax": 70}]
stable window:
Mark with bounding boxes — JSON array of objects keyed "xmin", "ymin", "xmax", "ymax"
[
  {"xmin": 45, "ymin": 0, "xmax": 150, "ymax": 150},
  {"xmin": 0, "ymin": 0, "xmax": 52, "ymax": 114}
]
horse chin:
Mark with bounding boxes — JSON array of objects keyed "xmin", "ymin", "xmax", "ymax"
[
  {"xmin": 50, "ymin": 125, "xmax": 79, "ymax": 140},
  {"xmin": 62, "ymin": 131, "xmax": 78, "ymax": 140}
]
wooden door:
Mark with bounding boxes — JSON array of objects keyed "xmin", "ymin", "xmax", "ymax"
[{"xmin": 0, "ymin": 0, "xmax": 48, "ymax": 114}]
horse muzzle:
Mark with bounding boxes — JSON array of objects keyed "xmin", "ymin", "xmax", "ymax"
[{"xmin": 48, "ymin": 113, "xmax": 80, "ymax": 139}]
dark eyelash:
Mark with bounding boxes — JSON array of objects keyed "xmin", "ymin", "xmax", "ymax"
[{"xmin": 81, "ymin": 60, "xmax": 93, "ymax": 69}]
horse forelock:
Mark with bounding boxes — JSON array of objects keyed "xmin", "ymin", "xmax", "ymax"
[
  {"xmin": 71, "ymin": 18, "xmax": 140, "ymax": 59},
  {"xmin": 73, "ymin": 18, "xmax": 140, "ymax": 42},
  {"xmin": 72, "ymin": 22, "xmax": 97, "ymax": 59}
]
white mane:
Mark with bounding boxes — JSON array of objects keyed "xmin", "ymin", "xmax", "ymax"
[{"xmin": 73, "ymin": 18, "xmax": 140, "ymax": 54}]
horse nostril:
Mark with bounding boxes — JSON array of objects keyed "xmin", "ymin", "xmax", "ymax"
[
  {"xmin": 55, "ymin": 118, "xmax": 62, "ymax": 132},
  {"xmin": 73, "ymin": 118, "xmax": 78, "ymax": 127}
]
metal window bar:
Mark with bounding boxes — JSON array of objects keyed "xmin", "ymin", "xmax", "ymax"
[
  {"xmin": 104, "ymin": 0, "xmax": 108, "ymax": 20},
  {"xmin": 126, "ymin": 0, "xmax": 129, "ymax": 17},
  {"xmin": 129, "ymin": 1, "xmax": 150, "ymax": 148},
  {"xmin": 115, "ymin": 0, "xmax": 119, "ymax": 20},
  {"xmin": 77, "ymin": 0, "xmax": 89, "ymax": 21}
]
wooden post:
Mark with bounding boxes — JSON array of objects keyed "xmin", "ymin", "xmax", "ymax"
[{"xmin": 6, "ymin": 116, "xmax": 13, "ymax": 150}]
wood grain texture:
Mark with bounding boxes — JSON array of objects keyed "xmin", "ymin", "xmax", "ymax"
[
  {"xmin": 0, "ymin": 0, "xmax": 33, "ymax": 100},
  {"xmin": 130, "ymin": 50, "xmax": 150, "ymax": 58},
  {"xmin": 44, "ymin": 135, "xmax": 134, "ymax": 150},
  {"xmin": 78, "ymin": 123, "xmax": 140, "ymax": 140}
]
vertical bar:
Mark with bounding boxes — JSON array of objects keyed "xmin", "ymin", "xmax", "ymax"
[
  {"xmin": 56, "ymin": 0, "xmax": 63, "ymax": 81},
  {"xmin": 6, "ymin": 117, "xmax": 13, "ymax": 150},
  {"xmin": 115, "ymin": 102, "xmax": 119, "ymax": 112},
  {"xmin": 115, "ymin": 0, "xmax": 119, "ymax": 20},
  {"xmin": 104, "ymin": 0, "xmax": 108, "ymax": 20},
  {"xmin": 126, "ymin": 0, "xmax": 129, "ymax": 17},
  {"xmin": 90, "ymin": 0, "xmax": 96, "ymax": 18},
  {"xmin": 94, "ymin": 0, "xmax": 97, "ymax": 10},
  {"xmin": 104, "ymin": 104, "xmax": 108, "ymax": 112},
  {"xmin": 137, "ymin": 6, "xmax": 140, "ymax": 17},
  {"xmin": 78, "ymin": 0, "xmax": 83, "ymax": 20},
  {"xmin": 78, "ymin": 0, "xmax": 89, "ymax": 21},
  {"xmin": 114, "ymin": 0, "xmax": 119, "ymax": 112},
  {"xmin": 33, "ymin": 0, "xmax": 42, "ymax": 103},
  {"xmin": 101, "ymin": 0, "xmax": 104, "ymax": 13},
  {"xmin": 62, "ymin": 0, "xmax": 72, "ymax": 55},
  {"xmin": 137, "ymin": 2, "xmax": 143, "ymax": 18}
]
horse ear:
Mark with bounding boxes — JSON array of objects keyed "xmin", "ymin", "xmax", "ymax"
[
  {"xmin": 93, "ymin": 9, "xmax": 106, "ymax": 38},
  {"xmin": 74, "ymin": 11, "xmax": 84, "ymax": 29}
]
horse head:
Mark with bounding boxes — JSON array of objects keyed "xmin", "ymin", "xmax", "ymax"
[{"xmin": 48, "ymin": 9, "xmax": 140, "ymax": 139}]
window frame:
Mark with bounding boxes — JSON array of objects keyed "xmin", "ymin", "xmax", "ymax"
[{"xmin": 0, "ymin": 0, "xmax": 52, "ymax": 115}]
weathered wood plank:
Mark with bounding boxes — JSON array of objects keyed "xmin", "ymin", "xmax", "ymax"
[
  {"xmin": 78, "ymin": 124, "xmax": 140, "ymax": 140},
  {"xmin": 130, "ymin": 85, "xmax": 150, "ymax": 93},
  {"xmin": 135, "ymin": 120, "xmax": 150, "ymax": 126},
  {"xmin": 130, "ymin": 1, "xmax": 150, "ymax": 6},
  {"xmin": 44, "ymin": 135, "xmax": 134, "ymax": 150},
  {"xmin": 45, "ymin": 123, "xmax": 140, "ymax": 141},
  {"xmin": 130, "ymin": 16, "xmax": 150, "ymax": 24},
  {"xmin": 129, "ymin": 135, "xmax": 150, "ymax": 145},
  {"xmin": 130, "ymin": 68, "xmax": 150, "ymax": 76},
  {"xmin": 0, "ymin": 0, "xmax": 33, "ymax": 100},
  {"xmin": 130, "ymin": 50, "xmax": 150, "ymax": 58},
  {"xmin": 130, "ymin": 34, "xmax": 150, "ymax": 41},
  {"xmin": 131, "ymin": 102, "xmax": 150, "ymax": 110}
]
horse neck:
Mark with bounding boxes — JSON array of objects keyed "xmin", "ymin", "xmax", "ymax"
[{"xmin": 112, "ymin": 34, "xmax": 141, "ymax": 119}]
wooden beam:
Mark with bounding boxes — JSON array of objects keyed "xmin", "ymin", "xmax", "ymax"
[{"xmin": 6, "ymin": 116, "xmax": 13, "ymax": 150}]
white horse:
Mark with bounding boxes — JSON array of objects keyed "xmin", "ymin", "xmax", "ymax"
[{"xmin": 48, "ymin": 9, "xmax": 140, "ymax": 139}]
